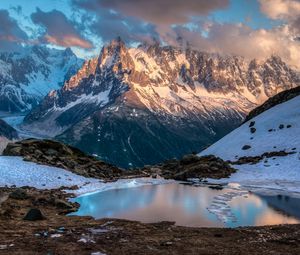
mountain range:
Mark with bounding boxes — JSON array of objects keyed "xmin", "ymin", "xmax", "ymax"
[
  {"xmin": 0, "ymin": 46, "xmax": 83, "ymax": 113},
  {"xmin": 16, "ymin": 38, "xmax": 300, "ymax": 168}
]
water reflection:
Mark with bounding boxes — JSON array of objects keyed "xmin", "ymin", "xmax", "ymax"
[{"xmin": 70, "ymin": 183, "xmax": 300, "ymax": 227}]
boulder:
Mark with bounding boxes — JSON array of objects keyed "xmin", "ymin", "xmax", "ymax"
[
  {"xmin": 54, "ymin": 199, "xmax": 74, "ymax": 210},
  {"xmin": 9, "ymin": 189, "xmax": 28, "ymax": 200},
  {"xmin": 23, "ymin": 208, "xmax": 46, "ymax": 221}
]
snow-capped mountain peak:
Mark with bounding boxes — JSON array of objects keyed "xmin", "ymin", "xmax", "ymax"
[{"xmin": 0, "ymin": 46, "xmax": 83, "ymax": 112}]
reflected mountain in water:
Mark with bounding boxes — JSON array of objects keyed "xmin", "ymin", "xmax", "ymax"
[{"xmin": 70, "ymin": 183, "xmax": 300, "ymax": 228}]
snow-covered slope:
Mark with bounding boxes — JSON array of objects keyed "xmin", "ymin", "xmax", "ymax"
[
  {"xmin": 0, "ymin": 46, "xmax": 83, "ymax": 112},
  {"xmin": 23, "ymin": 39, "xmax": 300, "ymax": 168},
  {"xmin": 200, "ymin": 95, "xmax": 300, "ymax": 194},
  {"xmin": 200, "ymin": 95, "xmax": 300, "ymax": 160}
]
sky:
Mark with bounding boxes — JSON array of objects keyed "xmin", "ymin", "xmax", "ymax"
[{"xmin": 0, "ymin": 0, "xmax": 299, "ymax": 68}]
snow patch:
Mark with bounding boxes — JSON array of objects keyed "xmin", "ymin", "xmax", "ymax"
[{"xmin": 0, "ymin": 156, "xmax": 173, "ymax": 195}]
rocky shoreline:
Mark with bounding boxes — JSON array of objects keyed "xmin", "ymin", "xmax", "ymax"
[
  {"xmin": 0, "ymin": 187, "xmax": 299, "ymax": 255},
  {"xmin": 1, "ymin": 139, "xmax": 300, "ymax": 254}
]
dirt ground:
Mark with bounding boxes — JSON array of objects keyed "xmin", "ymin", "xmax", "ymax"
[{"xmin": 0, "ymin": 188, "xmax": 299, "ymax": 255}]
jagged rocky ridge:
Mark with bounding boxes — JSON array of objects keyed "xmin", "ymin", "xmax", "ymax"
[
  {"xmin": 23, "ymin": 38, "xmax": 300, "ymax": 168},
  {"xmin": 0, "ymin": 46, "xmax": 83, "ymax": 112},
  {"xmin": 244, "ymin": 85, "xmax": 300, "ymax": 122}
]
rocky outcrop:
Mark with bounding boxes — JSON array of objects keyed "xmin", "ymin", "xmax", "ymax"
[
  {"xmin": 3, "ymin": 139, "xmax": 123, "ymax": 180},
  {"xmin": 231, "ymin": 151, "xmax": 295, "ymax": 165},
  {"xmin": 3, "ymin": 138, "xmax": 236, "ymax": 181},
  {"xmin": 244, "ymin": 86, "xmax": 300, "ymax": 123},
  {"xmin": 142, "ymin": 154, "xmax": 236, "ymax": 180}
]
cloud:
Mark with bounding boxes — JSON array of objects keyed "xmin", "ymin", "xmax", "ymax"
[
  {"xmin": 74, "ymin": 0, "xmax": 229, "ymax": 25},
  {"xmin": 259, "ymin": 0, "xmax": 300, "ymax": 35},
  {"xmin": 71, "ymin": 0, "xmax": 300, "ymax": 70},
  {"xmin": 0, "ymin": 9, "xmax": 28, "ymax": 52},
  {"xmin": 87, "ymin": 10, "xmax": 158, "ymax": 44},
  {"xmin": 259, "ymin": 0, "xmax": 300, "ymax": 20},
  {"xmin": 167, "ymin": 22, "xmax": 300, "ymax": 69},
  {"xmin": 31, "ymin": 8, "xmax": 93, "ymax": 49}
]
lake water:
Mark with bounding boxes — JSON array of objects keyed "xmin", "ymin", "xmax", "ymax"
[{"xmin": 70, "ymin": 182, "xmax": 300, "ymax": 228}]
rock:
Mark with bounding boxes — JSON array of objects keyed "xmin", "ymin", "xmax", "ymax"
[
  {"xmin": 279, "ymin": 124, "xmax": 284, "ymax": 129},
  {"xmin": 55, "ymin": 199, "xmax": 74, "ymax": 210},
  {"xmin": 214, "ymin": 233, "xmax": 223, "ymax": 238},
  {"xmin": 9, "ymin": 189, "xmax": 28, "ymax": 200},
  {"xmin": 244, "ymin": 86, "xmax": 300, "ymax": 122},
  {"xmin": 249, "ymin": 121, "xmax": 255, "ymax": 128},
  {"xmin": 154, "ymin": 154, "xmax": 236, "ymax": 181},
  {"xmin": 232, "ymin": 150, "xmax": 292, "ymax": 165},
  {"xmin": 250, "ymin": 127, "xmax": 256, "ymax": 134},
  {"xmin": 3, "ymin": 139, "xmax": 123, "ymax": 180},
  {"xmin": 23, "ymin": 208, "xmax": 46, "ymax": 221},
  {"xmin": 242, "ymin": 145, "xmax": 251, "ymax": 150},
  {"xmin": 208, "ymin": 185, "xmax": 223, "ymax": 190},
  {"xmin": 287, "ymin": 125, "xmax": 292, "ymax": 128},
  {"xmin": 5, "ymin": 146, "xmax": 22, "ymax": 156},
  {"xmin": 181, "ymin": 154, "xmax": 200, "ymax": 165}
]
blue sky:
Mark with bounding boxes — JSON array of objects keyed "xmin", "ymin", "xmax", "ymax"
[
  {"xmin": 0, "ymin": 0, "xmax": 298, "ymax": 68},
  {"xmin": 211, "ymin": 0, "xmax": 281, "ymax": 29}
]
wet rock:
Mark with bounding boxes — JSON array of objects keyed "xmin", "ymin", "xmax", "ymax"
[
  {"xmin": 208, "ymin": 185, "xmax": 224, "ymax": 190},
  {"xmin": 55, "ymin": 199, "xmax": 74, "ymax": 210},
  {"xmin": 23, "ymin": 208, "xmax": 46, "ymax": 221}
]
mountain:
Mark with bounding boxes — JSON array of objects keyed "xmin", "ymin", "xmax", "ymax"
[
  {"xmin": 0, "ymin": 119, "xmax": 18, "ymax": 154},
  {"xmin": 23, "ymin": 38, "xmax": 300, "ymax": 168},
  {"xmin": 0, "ymin": 46, "xmax": 83, "ymax": 113},
  {"xmin": 0, "ymin": 119, "xmax": 18, "ymax": 140},
  {"xmin": 199, "ymin": 87, "xmax": 300, "ymax": 193}
]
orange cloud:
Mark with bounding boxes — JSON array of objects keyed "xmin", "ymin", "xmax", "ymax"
[
  {"xmin": 44, "ymin": 34, "xmax": 92, "ymax": 49},
  {"xmin": 31, "ymin": 8, "xmax": 93, "ymax": 49}
]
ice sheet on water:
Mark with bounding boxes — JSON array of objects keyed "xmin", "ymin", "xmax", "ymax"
[{"xmin": 207, "ymin": 190, "xmax": 248, "ymax": 223}]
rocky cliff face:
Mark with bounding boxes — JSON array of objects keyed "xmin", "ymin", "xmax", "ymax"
[
  {"xmin": 23, "ymin": 38, "xmax": 300, "ymax": 168},
  {"xmin": 0, "ymin": 46, "xmax": 83, "ymax": 112}
]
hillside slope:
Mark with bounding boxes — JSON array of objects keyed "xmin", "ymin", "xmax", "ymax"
[{"xmin": 200, "ymin": 94, "xmax": 300, "ymax": 194}]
